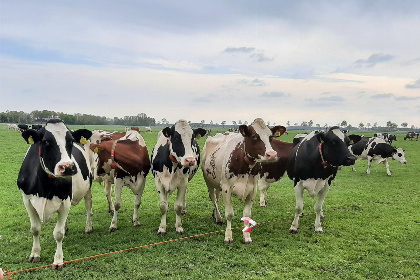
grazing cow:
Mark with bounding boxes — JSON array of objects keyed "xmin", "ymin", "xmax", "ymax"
[
  {"xmin": 151, "ymin": 120, "xmax": 206, "ymax": 235},
  {"xmin": 17, "ymin": 119, "xmax": 93, "ymax": 269},
  {"xmin": 255, "ymin": 135, "xmax": 293, "ymax": 207},
  {"xmin": 18, "ymin": 124, "xmax": 29, "ymax": 132},
  {"xmin": 145, "ymin": 127, "xmax": 152, "ymax": 133},
  {"xmin": 287, "ymin": 127, "xmax": 355, "ymax": 234},
  {"xmin": 89, "ymin": 130, "xmax": 150, "ymax": 232},
  {"xmin": 349, "ymin": 137, "xmax": 407, "ymax": 176},
  {"xmin": 383, "ymin": 134, "xmax": 397, "ymax": 144},
  {"xmin": 7, "ymin": 124, "xmax": 19, "ymax": 131},
  {"xmin": 202, "ymin": 118, "xmax": 286, "ymax": 243},
  {"xmin": 404, "ymin": 132, "xmax": 419, "ymax": 141}
]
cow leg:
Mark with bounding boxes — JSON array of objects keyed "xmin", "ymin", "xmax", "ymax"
[
  {"xmin": 314, "ymin": 183, "xmax": 329, "ymax": 233},
  {"xmin": 366, "ymin": 156, "xmax": 373, "ymax": 174},
  {"xmin": 222, "ymin": 186, "xmax": 234, "ymax": 243},
  {"xmin": 258, "ymin": 179, "xmax": 270, "ymax": 207},
  {"xmin": 174, "ymin": 182, "xmax": 188, "ymax": 235},
  {"xmin": 53, "ymin": 200, "xmax": 71, "ymax": 270},
  {"xmin": 290, "ymin": 182, "xmax": 304, "ymax": 234},
  {"xmin": 208, "ymin": 185, "xmax": 223, "ymax": 225},
  {"xmin": 23, "ymin": 199, "xmax": 42, "ymax": 263},
  {"xmin": 130, "ymin": 178, "xmax": 146, "ymax": 227},
  {"xmin": 84, "ymin": 188, "xmax": 93, "ymax": 234},
  {"xmin": 109, "ymin": 179, "xmax": 123, "ymax": 232},
  {"xmin": 104, "ymin": 181, "xmax": 115, "ymax": 215},
  {"xmin": 384, "ymin": 159, "xmax": 392, "ymax": 176},
  {"xmin": 243, "ymin": 185, "xmax": 257, "ymax": 244},
  {"xmin": 156, "ymin": 180, "xmax": 169, "ymax": 235},
  {"xmin": 351, "ymin": 164, "xmax": 356, "ymax": 172}
]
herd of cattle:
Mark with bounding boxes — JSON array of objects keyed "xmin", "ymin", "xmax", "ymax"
[{"xmin": 8, "ymin": 119, "xmax": 414, "ymax": 268}]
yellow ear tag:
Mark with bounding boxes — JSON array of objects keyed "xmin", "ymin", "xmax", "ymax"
[
  {"xmin": 196, "ymin": 134, "xmax": 201, "ymax": 139},
  {"xmin": 321, "ymin": 139, "xmax": 324, "ymax": 143},
  {"xmin": 80, "ymin": 137, "xmax": 88, "ymax": 145},
  {"xmin": 28, "ymin": 136, "xmax": 34, "ymax": 145},
  {"xmin": 94, "ymin": 147, "xmax": 99, "ymax": 153},
  {"xmin": 350, "ymin": 140, "xmax": 354, "ymax": 145},
  {"xmin": 275, "ymin": 131, "xmax": 281, "ymax": 137}
]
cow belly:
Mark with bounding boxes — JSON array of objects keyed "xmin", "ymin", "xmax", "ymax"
[
  {"xmin": 23, "ymin": 193, "xmax": 70, "ymax": 223},
  {"xmin": 228, "ymin": 176, "xmax": 256, "ymax": 202},
  {"xmin": 71, "ymin": 175, "xmax": 91, "ymax": 206},
  {"xmin": 157, "ymin": 166, "xmax": 186, "ymax": 194},
  {"xmin": 301, "ymin": 178, "xmax": 329, "ymax": 198}
]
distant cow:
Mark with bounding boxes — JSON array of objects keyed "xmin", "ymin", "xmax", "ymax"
[
  {"xmin": 349, "ymin": 137, "xmax": 407, "ymax": 176},
  {"xmin": 17, "ymin": 119, "xmax": 93, "ymax": 269},
  {"xmin": 202, "ymin": 118, "xmax": 286, "ymax": 243},
  {"xmin": 145, "ymin": 127, "xmax": 152, "ymax": 133},
  {"xmin": 404, "ymin": 132, "xmax": 419, "ymax": 141},
  {"xmin": 18, "ymin": 124, "xmax": 29, "ymax": 132},
  {"xmin": 151, "ymin": 120, "xmax": 206, "ymax": 235},
  {"xmin": 7, "ymin": 124, "xmax": 19, "ymax": 131},
  {"xmin": 287, "ymin": 127, "xmax": 355, "ymax": 234},
  {"xmin": 89, "ymin": 130, "xmax": 150, "ymax": 232}
]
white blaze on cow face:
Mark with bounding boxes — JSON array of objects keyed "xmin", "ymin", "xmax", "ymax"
[
  {"xmin": 393, "ymin": 148, "xmax": 407, "ymax": 164},
  {"xmin": 171, "ymin": 120, "xmax": 197, "ymax": 167},
  {"xmin": 44, "ymin": 122, "xmax": 75, "ymax": 177},
  {"xmin": 246, "ymin": 118, "xmax": 277, "ymax": 162},
  {"xmin": 332, "ymin": 128, "xmax": 346, "ymax": 143}
]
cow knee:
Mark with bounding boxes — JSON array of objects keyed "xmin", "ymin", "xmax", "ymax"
[
  {"xmin": 31, "ymin": 225, "xmax": 41, "ymax": 236},
  {"xmin": 114, "ymin": 202, "xmax": 121, "ymax": 211},
  {"xmin": 160, "ymin": 202, "xmax": 168, "ymax": 214},
  {"xmin": 174, "ymin": 203, "xmax": 183, "ymax": 215},
  {"xmin": 54, "ymin": 229, "xmax": 65, "ymax": 242}
]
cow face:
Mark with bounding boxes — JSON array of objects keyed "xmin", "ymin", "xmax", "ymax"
[
  {"xmin": 162, "ymin": 120, "xmax": 206, "ymax": 167},
  {"xmin": 317, "ymin": 126, "xmax": 356, "ymax": 167},
  {"xmin": 392, "ymin": 148, "xmax": 407, "ymax": 164},
  {"xmin": 239, "ymin": 118, "xmax": 286, "ymax": 162},
  {"xmin": 22, "ymin": 119, "xmax": 91, "ymax": 177}
]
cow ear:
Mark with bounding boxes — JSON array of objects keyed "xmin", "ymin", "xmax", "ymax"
[
  {"xmin": 239, "ymin": 125, "xmax": 249, "ymax": 137},
  {"xmin": 22, "ymin": 129, "xmax": 40, "ymax": 144},
  {"xmin": 316, "ymin": 132, "xmax": 326, "ymax": 143},
  {"xmin": 162, "ymin": 127, "xmax": 171, "ymax": 138},
  {"xmin": 271, "ymin": 126, "xmax": 287, "ymax": 137},
  {"xmin": 72, "ymin": 129, "xmax": 93, "ymax": 144},
  {"xmin": 194, "ymin": 128, "xmax": 206, "ymax": 139}
]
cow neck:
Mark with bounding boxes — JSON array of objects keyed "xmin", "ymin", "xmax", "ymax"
[
  {"xmin": 110, "ymin": 139, "xmax": 131, "ymax": 174},
  {"xmin": 169, "ymin": 154, "xmax": 178, "ymax": 164},
  {"xmin": 319, "ymin": 143, "xmax": 332, "ymax": 168},
  {"xmin": 242, "ymin": 141, "xmax": 256, "ymax": 165},
  {"xmin": 39, "ymin": 146, "xmax": 56, "ymax": 178}
]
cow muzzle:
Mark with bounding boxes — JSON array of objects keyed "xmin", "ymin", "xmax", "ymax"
[
  {"xmin": 184, "ymin": 157, "xmax": 197, "ymax": 167},
  {"xmin": 264, "ymin": 151, "xmax": 278, "ymax": 161},
  {"xmin": 57, "ymin": 162, "xmax": 78, "ymax": 176},
  {"xmin": 343, "ymin": 155, "xmax": 356, "ymax": 166}
]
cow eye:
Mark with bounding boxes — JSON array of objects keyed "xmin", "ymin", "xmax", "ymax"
[{"xmin": 42, "ymin": 140, "xmax": 50, "ymax": 146}]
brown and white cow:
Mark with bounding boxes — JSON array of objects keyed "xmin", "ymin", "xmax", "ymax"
[
  {"xmin": 202, "ymin": 118, "xmax": 286, "ymax": 243},
  {"xmin": 89, "ymin": 130, "xmax": 150, "ymax": 232},
  {"xmin": 404, "ymin": 132, "xmax": 419, "ymax": 141}
]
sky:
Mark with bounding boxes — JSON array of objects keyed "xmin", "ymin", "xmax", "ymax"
[{"xmin": 1, "ymin": 0, "xmax": 419, "ymax": 128}]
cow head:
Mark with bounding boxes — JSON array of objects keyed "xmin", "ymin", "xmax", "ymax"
[
  {"xmin": 239, "ymin": 118, "xmax": 286, "ymax": 163},
  {"xmin": 316, "ymin": 126, "xmax": 355, "ymax": 167},
  {"xmin": 392, "ymin": 148, "xmax": 407, "ymax": 165},
  {"xmin": 21, "ymin": 119, "xmax": 92, "ymax": 177},
  {"xmin": 162, "ymin": 120, "xmax": 206, "ymax": 167}
]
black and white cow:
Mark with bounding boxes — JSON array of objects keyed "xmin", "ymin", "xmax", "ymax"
[
  {"xmin": 18, "ymin": 124, "xmax": 29, "ymax": 132},
  {"xmin": 349, "ymin": 137, "xmax": 407, "ymax": 176},
  {"xmin": 17, "ymin": 119, "xmax": 93, "ymax": 269},
  {"xmin": 287, "ymin": 127, "xmax": 355, "ymax": 234},
  {"xmin": 151, "ymin": 120, "xmax": 206, "ymax": 235}
]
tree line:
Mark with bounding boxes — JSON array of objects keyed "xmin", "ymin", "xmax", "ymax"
[{"xmin": 0, "ymin": 110, "xmax": 155, "ymax": 126}]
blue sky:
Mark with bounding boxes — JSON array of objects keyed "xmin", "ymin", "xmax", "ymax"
[{"xmin": 1, "ymin": 0, "xmax": 419, "ymax": 127}]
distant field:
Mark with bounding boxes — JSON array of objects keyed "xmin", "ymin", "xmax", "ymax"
[{"xmin": 0, "ymin": 124, "xmax": 418, "ymax": 279}]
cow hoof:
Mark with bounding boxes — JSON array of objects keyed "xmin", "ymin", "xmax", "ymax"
[
  {"xmin": 216, "ymin": 221, "xmax": 224, "ymax": 226},
  {"xmin": 109, "ymin": 227, "xmax": 117, "ymax": 232},
  {"xmin": 244, "ymin": 239, "xmax": 253, "ymax": 244},
  {"xmin": 29, "ymin": 255, "xmax": 41, "ymax": 263},
  {"xmin": 85, "ymin": 229, "xmax": 93, "ymax": 234},
  {"xmin": 315, "ymin": 229, "xmax": 324, "ymax": 234},
  {"xmin": 259, "ymin": 202, "xmax": 267, "ymax": 207},
  {"xmin": 176, "ymin": 230, "xmax": 184, "ymax": 235},
  {"xmin": 157, "ymin": 231, "xmax": 166, "ymax": 236},
  {"xmin": 289, "ymin": 229, "xmax": 298, "ymax": 234},
  {"xmin": 224, "ymin": 239, "xmax": 233, "ymax": 244},
  {"xmin": 53, "ymin": 263, "xmax": 64, "ymax": 271}
]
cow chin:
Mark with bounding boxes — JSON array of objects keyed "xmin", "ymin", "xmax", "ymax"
[{"xmin": 340, "ymin": 155, "xmax": 356, "ymax": 167}]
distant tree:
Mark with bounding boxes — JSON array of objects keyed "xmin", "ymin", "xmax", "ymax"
[
  {"xmin": 401, "ymin": 122, "xmax": 408, "ymax": 128},
  {"xmin": 238, "ymin": 120, "xmax": 242, "ymax": 125},
  {"xmin": 232, "ymin": 121, "xmax": 237, "ymax": 128},
  {"xmin": 221, "ymin": 121, "xmax": 226, "ymax": 128},
  {"xmin": 366, "ymin": 123, "xmax": 371, "ymax": 130},
  {"xmin": 316, "ymin": 124, "xmax": 321, "ymax": 128},
  {"xmin": 267, "ymin": 121, "xmax": 270, "ymax": 126},
  {"xmin": 308, "ymin": 120, "xmax": 313, "ymax": 127},
  {"xmin": 386, "ymin": 121, "xmax": 397, "ymax": 130},
  {"xmin": 340, "ymin": 120, "xmax": 347, "ymax": 127},
  {"xmin": 201, "ymin": 120, "xmax": 205, "ymax": 125},
  {"xmin": 301, "ymin": 121, "xmax": 308, "ymax": 126},
  {"xmin": 286, "ymin": 120, "xmax": 290, "ymax": 126},
  {"xmin": 243, "ymin": 121, "xmax": 248, "ymax": 125},
  {"xmin": 373, "ymin": 122, "xmax": 378, "ymax": 129},
  {"xmin": 359, "ymin": 122, "xmax": 364, "ymax": 129}
]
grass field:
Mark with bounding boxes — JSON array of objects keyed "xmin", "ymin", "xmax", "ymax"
[{"xmin": 0, "ymin": 124, "xmax": 419, "ymax": 279}]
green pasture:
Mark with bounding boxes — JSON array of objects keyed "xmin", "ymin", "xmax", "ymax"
[{"xmin": 0, "ymin": 124, "xmax": 418, "ymax": 279}]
